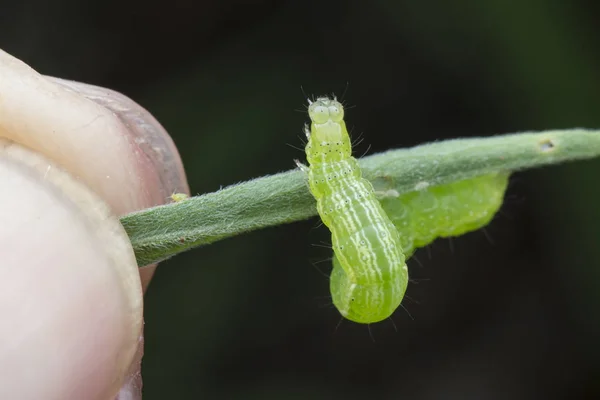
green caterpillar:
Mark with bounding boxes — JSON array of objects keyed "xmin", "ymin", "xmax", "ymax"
[{"xmin": 298, "ymin": 96, "xmax": 408, "ymax": 324}]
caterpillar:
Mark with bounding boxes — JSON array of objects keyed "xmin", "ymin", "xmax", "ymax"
[{"xmin": 297, "ymin": 96, "xmax": 408, "ymax": 324}]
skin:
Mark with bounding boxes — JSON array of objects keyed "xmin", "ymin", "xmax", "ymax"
[
  {"xmin": 0, "ymin": 49, "xmax": 189, "ymax": 399},
  {"xmin": 303, "ymin": 97, "xmax": 408, "ymax": 324}
]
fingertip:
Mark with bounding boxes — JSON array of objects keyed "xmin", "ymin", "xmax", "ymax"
[{"xmin": 0, "ymin": 140, "xmax": 143, "ymax": 400}]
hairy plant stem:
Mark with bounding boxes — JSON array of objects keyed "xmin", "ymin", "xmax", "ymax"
[{"xmin": 120, "ymin": 129, "xmax": 600, "ymax": 266}]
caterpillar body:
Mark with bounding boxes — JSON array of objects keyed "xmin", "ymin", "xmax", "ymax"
[
  {"xmin": 300, "ymin": 96, "xmax": 408, "ymax": 324},
  {"xmin": 379, "ymin": 173, "xmax": 509, "ymax": 257}
]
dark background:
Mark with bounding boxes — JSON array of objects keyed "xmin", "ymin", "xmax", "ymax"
[{"xmin": 3, "ymin": 0, "xmax": 600, "ymax": 398}]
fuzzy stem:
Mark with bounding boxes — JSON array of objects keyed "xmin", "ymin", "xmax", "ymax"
[{"xmin": 120, "ymin": 129, "xmax": 600, "ymax": 266}]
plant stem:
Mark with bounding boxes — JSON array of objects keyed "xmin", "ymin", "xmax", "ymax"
[{"xmin": 120, "ymin": 129, "xmax": 600, "ymax": 266}]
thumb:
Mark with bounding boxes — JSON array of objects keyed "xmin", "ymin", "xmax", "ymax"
[{"xmin": 0, "ymin": 140, "xmax": 143, "ymax": 400}]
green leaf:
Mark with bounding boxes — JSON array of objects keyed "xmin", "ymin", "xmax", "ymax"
[{"xmin": 120, "ymin": 129, "xmax": 600, "ymax": 266}]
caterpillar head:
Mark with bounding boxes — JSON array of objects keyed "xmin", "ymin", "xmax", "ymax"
[
  {"xmin": 330, "ymin": 256, "xmax": 406, "ymax": 324},
  {"xmin": 305, "ymin": 97, "xmax": 351, "ymax": 164}
]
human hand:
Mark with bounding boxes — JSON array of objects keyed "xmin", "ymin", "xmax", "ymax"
[{"xmin": 0, "ymin": 49, "xmax": 189, "ymax": 399}]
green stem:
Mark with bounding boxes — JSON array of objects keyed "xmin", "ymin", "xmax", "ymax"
[{"xmin": 120, "ymin": 129, "xmax": 600, "ymax": 266}]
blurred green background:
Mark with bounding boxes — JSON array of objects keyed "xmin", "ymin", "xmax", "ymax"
[{"xmin": 3, "ymin": 0, "xmax": 600, "ymax": 398}]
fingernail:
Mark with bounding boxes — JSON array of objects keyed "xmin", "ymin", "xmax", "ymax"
[
  {"xmin": 0, "ymin": 49, "xmax": 189, "ymax": 215},
  {"xmin": 48, "ymin": 77, "xmax": 190, "ymax": 208}
]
